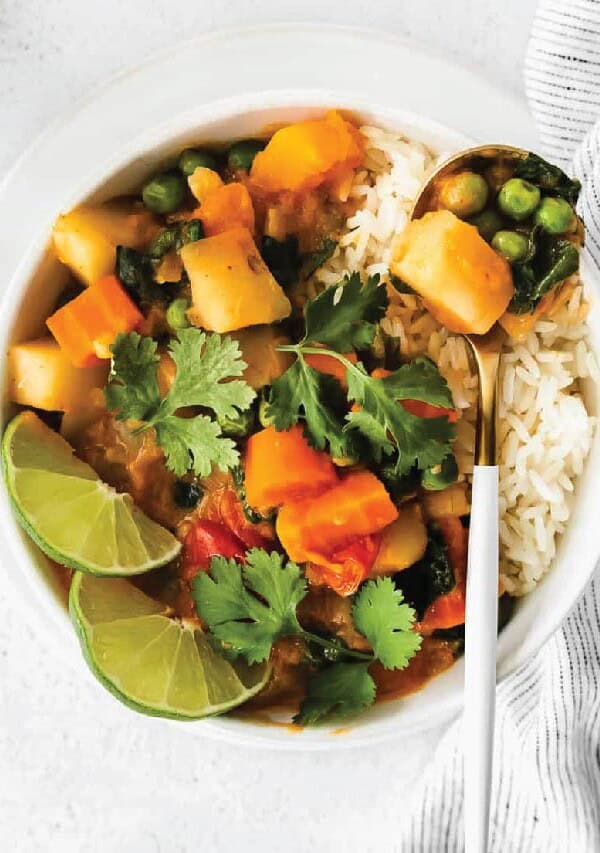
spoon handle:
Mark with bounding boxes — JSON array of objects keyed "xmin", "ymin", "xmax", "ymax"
[{"xmin": 464, "ymin": 464, "xmax": 499, "ymax": 853}]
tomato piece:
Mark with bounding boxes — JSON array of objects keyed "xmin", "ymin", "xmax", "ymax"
[
  {"xmin": 181, "ymin": 519, "xmax": 246, "ymax": 580},
  {"xmin": 306, "ymin": 534, "xmax": 381, "ymax": 597},
  {"xmin": 218, "ymin": 488, "xmax": 275, "ymax": 550},
  {"xmin": 417, "ymin": 516, "xmax": 468, "ymax": 633}
]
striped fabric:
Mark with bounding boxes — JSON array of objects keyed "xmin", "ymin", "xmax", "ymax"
[{"xmin": 402, "ymin": 3, "xmax": 600, "ymax": 850}]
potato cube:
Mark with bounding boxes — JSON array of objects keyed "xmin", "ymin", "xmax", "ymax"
[
  {"xmin": 7, "ymin": 338, "xmax": 108, "ymax": 412},
  {"xmin": 372, "ymin": 503, "xmax": 428, "ymax": 575},
  {"xmin": 181, "ymin": 227, "xmax": 291, "ymax": 333},
  {"xmin": 391, "ymin": 210, "xmax": 513, "ymax": 335},
  {"xmin": 52, "ymin": 202, "xmax": 158, "ymax": 287}
]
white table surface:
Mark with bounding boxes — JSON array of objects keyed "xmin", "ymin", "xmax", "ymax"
[{"xmin": 0, "ymin": 2, "xmax": 537, "ymax": 850}]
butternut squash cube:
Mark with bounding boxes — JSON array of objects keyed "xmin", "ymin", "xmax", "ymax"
[
  {"xmin": 52, "ymin": 202, "xmax": 158, "ymax": 286},
  {"xmin": 391, "ymin": 210, "xmax": 514, "ymax": 335},
  {"xmin": 181, "ymin": 227, "xmax": 291, "ymax": 333},
  {"xmin": 371, "ymin": 503, "xmax": 428, "ymax": 576},
  {"xmin": 7, "ymin": 338, "xmax": 108, "ymax": 412}
]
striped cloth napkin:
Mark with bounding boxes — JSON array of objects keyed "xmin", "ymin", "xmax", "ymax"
[{"xmin": 402, "ymin": 2, "xmax": 600, "ymax": 850}]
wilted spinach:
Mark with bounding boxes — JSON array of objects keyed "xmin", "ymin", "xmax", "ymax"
[
  {"xmin": 514, "ymin": 153, "xmax": 581, "ymax": 205},
  {"xmin": 510, "ymin": 236, "xmax": 579, "ymax": 314},
  {"xmin": 394, "ymin": 525, "xmax": 455, "ymax": 618},
  {"xmin": 261, "ymin": 235, "xmax": 301, "ymax": 286}
]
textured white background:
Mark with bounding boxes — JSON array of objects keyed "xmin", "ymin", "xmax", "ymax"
[{"xmin": 0, "ymin": 2, "xmax": 537, "ymax": 851}]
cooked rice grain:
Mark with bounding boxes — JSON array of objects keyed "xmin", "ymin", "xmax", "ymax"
[{"xmin": 314, "ymin": 125, "xmax": 596, "ymax": 596}]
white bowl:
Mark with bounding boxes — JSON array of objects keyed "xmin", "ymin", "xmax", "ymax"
[{"xmin": 1, "ymin": 91, "xmax": 599, "ymax": 749}]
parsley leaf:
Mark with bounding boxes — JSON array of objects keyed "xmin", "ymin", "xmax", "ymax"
[
  {"xmin": 352, "ymin": 577, "xmax": 422, "ymax": 669},
  {"xmin": 345, "ymin": 357, "xmax": 456, "ymax": 474},
  {"xmin": 303, "ymin": 273, "xmax": 388, "ymax": 351},
  {"xmin": 267, "ymin": 357, "xmax": 355, "ymax": 457},
  {"xmin": 294, "ymin": 663, "xmax": 376, "ymax": 725},
  {"xmin": 105, "ymin": 328, "xmax": 255, "ymax": 477},
  {"xmin": 105, "ymin": 332, "xmax": 161, "ymax": 421},
  {"xmin": 193, "ymin": 549, "xmax": 307, "ymax": 664}
]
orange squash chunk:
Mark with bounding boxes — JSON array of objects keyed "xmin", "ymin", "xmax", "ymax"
[
  {"xmin": 276, "ymin": 470, "xmax": 398, "ymax": 561},
  {"xmin": 391, "ymin": 210, "xmax": 514, "ymax": 335},
  {"xmin": 198, "ymin": 183, "xmax": 255, "ymax": 237},
  {"xmin": 244, "ymin": 425, "xmax": 338, "ymax": 511},
  {"xmin": 251, "ymin": 111, "xmax": 364, "ymax": 194}
]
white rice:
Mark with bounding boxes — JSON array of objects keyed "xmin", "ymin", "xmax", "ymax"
[{"xmin": 313, "ymin": 125, "xmax": 597, "ymax": 596}]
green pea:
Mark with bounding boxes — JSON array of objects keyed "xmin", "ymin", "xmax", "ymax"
[
  {"xmin": 497, "ymin": 178, "xmax": 541, "ymax": 221},
  {"xmin": 491, "ymin": 230, "xmax": 530, "ymax": 262},
  {"xmin": 178, "ymin": 148, "xmax": 218, "ymax": 176},
  {"xmin": 534, "ymin": 196, "xmax": 575, "ymax": 234},
  {"xmin": 217, "ymin": 408, "xmax": 255, "ymax": 438},
  {"xmin": 166, "ymin": 298, "xmax": 191, "ymax": 331},
  {"xmin": 470, "ymin": 209, "xmax": 503, "ymax": 242},
  {"xmin": 227, "ymin": 139, "xmax": 265, "ymax": 172},
  {"xmin": 258, "ymin": 397, "xmax": 274, "ymax": 428},
  {"xmin": 438, "ymin": 170, "xmax": 489, "ymax": 218},
  {"xmin": 142, "ymin": 172, "xmax": 187, "ymax": 214},
  {"xmin": 421, "ymin": 455, "xmax": 459, "ymax": 491}
]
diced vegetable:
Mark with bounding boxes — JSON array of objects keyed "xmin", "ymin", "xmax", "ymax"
[
  {"xmin": 52, "ymin": 202, "xmax": 158, "ymax": 287},
  {"xmin": 276, "ymin": 470, "xmax": 398, "ymax": 561},
  {"xmin": 197, "ymin": 183, "xmax": 255, "ymax": 237},
  {"xmin": 391, "ymin": 210, "xmax": 514, "ymax": 335},
  {"xmin": 371, "ymin": 503, "xmax": 428, "ymax": 576},
  {"xmin": 187, "ymin": 167, "xmax": 224, "ymax": 203},
  {"xmin": 244, "ymin": 425, "xmax": 338, "ymax": 511},
  {"xmin": 418, "ymin": 516, "xmax": 468, "ymax": 633},
  {"xmin": 7, "ymin": 338, "xmax": 108, "ymax": 413},
  {"xmin": 60, "ymin": 387, "xmax": 107, "ymax": 442},
  {"xmin": 47, "ymin": 275, "xmax": 143, "ymax": 367},
  {"xmin": 231, "ymin": 325, "xmax": 294, "ymax": 390},
  {"xmin": 181, "ymin": 519, "xmax": 246, "ymax": 581},
  {"xmin": 250, "ymin": 111, "xmax": 364, "ymax": 194},
  {"xmin": 422, "ymin": 482, "xmax": 470, "ymax": 520},
  {"xmin": 306, "ymin": 535, "xmax": 380, "ymax": 597},
  {"xmin": 181, "ymin": 227, "xmax": 291, "ymax": 333}
]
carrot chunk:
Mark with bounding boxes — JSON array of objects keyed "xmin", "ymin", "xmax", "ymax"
[
  {"xmin": 47, "ymin": 275, "xmax": 143, "ymax": 367},
  {"xmin": 244, "ymin": 425, "xmax": 338, "ymax": 511},
  {"xmin": 276, "ymin": 470, "xmax": 398, "ymax": 561}
]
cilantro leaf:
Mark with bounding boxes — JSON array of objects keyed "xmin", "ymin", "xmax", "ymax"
[
  {"xmin": 266, "ymin": 356, "xmax": 355, "ymax": 457},
  {"xmin": 345, "ymin": 357, "xmax": 455, "ymax": 474},
  {"xmin": 193, "ymin": 550, "xmax": 307, "ymax": 664},
  {"xmin": 294, "ymin": 663, "xmax": 376, "ymax": 725},
  {"xmin": 352, "ymin": 577, "xmax": 422, "ymax": 669},
  {"xmin": 105, "ymin": 328, "xmax": 255, "ymax": 476},
  {"xmin": 155, "ymin": 415, "xmax": 238, "ymax": 477},
  {"xmin": 160, "ymin": 328, "xmax": 255, "ymax": 419},
  {"xmin": 303, "ymin": 273, "xmax": 388, "ymax": 351},
  {"xmin": 105, "ymin": 332, "xmax": 161, "ymax": 421}
]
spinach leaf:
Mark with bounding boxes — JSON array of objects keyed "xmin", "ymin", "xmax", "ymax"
[
  {"xmin": 303, "ymin": 238, "xmax": 337, "ymax": 279},
  {"xmin": 116, "ymin": 246, "xmax": 181, "ymax": 305},
  {"xmin": 514, "ymin": 153, "xmax": 581, "ymax": 205},
  {"xmin": 261, "ymin": 235, "xmax": 301, "ymax": 286},
  {"xmin": 148, "ymin": 218, "xmax": 204, "ymax": 260},
  {"xmin": 394, "ymin": 525, "xmax": 455, "ymax": 618},
  {"xmin": 510, "ymin": 236, "xmax": 579, "ymax": 314}
]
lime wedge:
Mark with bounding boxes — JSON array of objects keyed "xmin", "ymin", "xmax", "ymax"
[
  {"xmin": 70, "ymin": 572, "xmax": 270, "ymax": 718},
  {"xmin": 2, "ymin": 411, "xmax": 181, "ymax": 575}
]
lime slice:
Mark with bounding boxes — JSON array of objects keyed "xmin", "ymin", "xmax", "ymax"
[
  {"xmin": 2, "ymin": 411, "xmax": 181, "ymax": 575},
  {"xmin": 70, "ymin": 572, "xmax": 270, "ymax": 718}
]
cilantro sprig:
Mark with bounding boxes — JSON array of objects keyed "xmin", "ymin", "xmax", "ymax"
[
  {"xmin": 268, "ymin": 273, "xmax": 456, "ymax": 473},
  {"xmin": 193, "ymin": 551, "xmax": 422, "ymax": 724},
  {"xmin": 104, "ymin": 328, "xmax": 255, "ymax": 477}
]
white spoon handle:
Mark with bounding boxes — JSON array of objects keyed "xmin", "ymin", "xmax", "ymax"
[{"xmin": 464, "ymin": 464, "xmax": 499, "ymax": 853}]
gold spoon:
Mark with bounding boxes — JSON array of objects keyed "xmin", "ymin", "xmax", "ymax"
[{"xmin": 411, "ymin": 145, "xmax": 527, "ymax": 853}]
